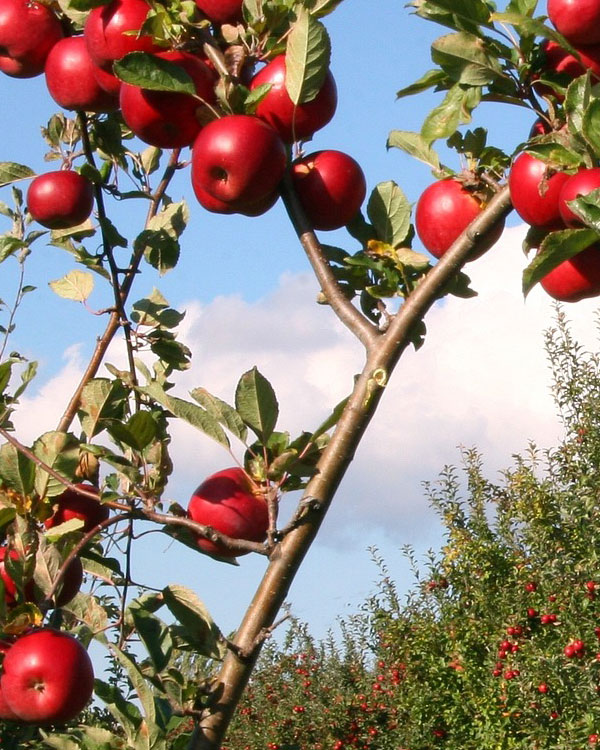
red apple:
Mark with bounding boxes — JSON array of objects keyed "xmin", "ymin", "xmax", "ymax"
[
  {"xmin": 191, "ymin": 114, "xmax": 287, "ymax": 213},
  {"xmin": 0, "ymin": 629, "xmax": 94, "ymax": 724},
  {"xmin": 92, "ymin": 61, "xmax": 122, "ymax": 96},
  {"xmin": 540, "ymin": 242, "xmax": 600, "ymax": 302},
  {"xmin": 289, "ymin": 149, "xmax": 366, "ymax": 231},
  {"xmin": 194, "ymin": 0, "xmax": 243, "ymax": 24},
  {"xmin": 548, "ymin": 0, "xmax": 600, "ymax": 45},
  {"xmin": 84, "ymin": 0, "xmax": 159, "ymax": 69},
  {"xmin": 45, "ymin": 36, "xmax": 119, "ymax": 113},
  {"xmin": 508, "ymin": 152, "xmax": 570, "ymax": 227},
  {"xmin": 0, "ymin": 0, "xmax": 63, "ymax": 78},
  {"xmin": 558, "ymin": 167, "xmax": 600, "ymax": 226},
  {"xmin": 415, "ymin": 178, "xmax": 504, "ymax": 260},
  {"xmin": 0, "ymin": 640, "xmax": 18, "ymax": 722},
  {"xmin": 187, "ymin": 467, "xmax": 269, "ymax": 558},
  {"xmin": 27, "ymin": 171, "xmax": 94, "ymax": 230},
  {"xmin": 44, "ymin": 483, "xmax": 108, "ymax": 534},
  {"xmin": 119, "ymin": 50, "xmax": 216, "ymax": 148},
  {"xmin": 250, "ymin": 55, "xmax": 337, "ymax": 143}
]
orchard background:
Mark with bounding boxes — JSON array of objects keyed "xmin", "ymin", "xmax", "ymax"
[{"xmin": 3, "ymin": 0, "xmax": 600, "ymax": 748}]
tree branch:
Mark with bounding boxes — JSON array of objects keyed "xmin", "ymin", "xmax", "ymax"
[{"xmin": 191, "ymin": 184, "xmax": 513, "ymax": 750}]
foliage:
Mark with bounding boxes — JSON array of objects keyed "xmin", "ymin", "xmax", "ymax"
[{"xmin": 222, "ymin": 311, "xmax": 600, "ymax": 750}]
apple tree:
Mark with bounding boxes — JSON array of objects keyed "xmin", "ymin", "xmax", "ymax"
[{"xmin": 0, "ymin": 0, "xmax": 599, "ymax": 748}]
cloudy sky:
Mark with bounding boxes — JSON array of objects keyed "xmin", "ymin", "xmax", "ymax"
[{"xmin": 11, "ymin": 222, "xmax": 600, "ymax": 637}]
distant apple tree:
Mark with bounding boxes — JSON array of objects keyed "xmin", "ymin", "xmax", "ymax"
[{"xmin": 1, "ymin": 0, "xmax": 600, "ymax": 748}]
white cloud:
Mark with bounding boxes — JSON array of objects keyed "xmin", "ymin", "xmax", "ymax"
[{"xmin": 12, "ymin": 225, "xmax": 600, "ymax": 549}]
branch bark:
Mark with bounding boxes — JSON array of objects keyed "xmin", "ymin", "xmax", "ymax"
[{"xmin": 191, "ymin": 184, "xmax": 513, "ymax": 749}]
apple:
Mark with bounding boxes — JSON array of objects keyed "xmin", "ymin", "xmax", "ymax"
[
  {"xmin": 0, "ymin": 0, "xmax": 63, "ymax": 78},
  {"xmin": 548, "ymin": 0, "xmax": 600, "ymax": 46},
  {"xmin": 187, "ymin": 467, "xmax": 269, "ymax": 558},
  {"xmin": 508, "ymin": 152, "xmax": 570, "ymax": 227},
  {"xmin": 250, "ymin": 55, "xmax": 337, "ymax": 143},
  {"xmin": 44, "ymin": 483, "xmax": 109, "ymax": 534},
  {"xmin": 539, "ymin": 242, "xmax": 600, "ymax": 302},
  {"xmin": 415, "ymin": 178, "xmax": 504, "ymax": 260},
  {"xmin": 27, "ymin": 171, "xmax": 95, "ymax": 230},
  {"xmin": 0, "ymin": 546, "xmax": 83, "ymax": 608},
  {"xmin": 194, "ymin": 0, "xmax": 243, "ymax": 25},
  {"xmin": 92, "ymin": 61, "xmax": 122, "ymax": 97},
  {"xmin": 0, "ymin": 640, "xmax": 19, "ymax": 722},
  {"xmin": 191, "ymin": 115, "xmax": 287, "ymax": 214},
  {"xmin": 44, "ymin": 36, "xmax": 119, "ymax": 113},
  {"xmin": 119, "ymin": 50, "xmax": 217, "ymax": 149},
  {"xmin": 84, "ymin": 0, "xmax": 159, "ymax": 70},
  {"xmin": 558, "ymin": 167, "xmax": 600, "ymax": 226},
  {"xmin": 0, "ymin": 628, "xmax": 94, "ymax": 724},
  {"xmin": 289, "ymin": 149, "xmax": 366, "ymax": 231}
]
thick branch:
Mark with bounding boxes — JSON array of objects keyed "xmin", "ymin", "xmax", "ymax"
[
  {"xmin": 191, "ymin": 184, "xmax": 513, "ymax": 750},
  {"xmin": 280, "ymin": 175, "xmax": 380, "ymax": 349}
]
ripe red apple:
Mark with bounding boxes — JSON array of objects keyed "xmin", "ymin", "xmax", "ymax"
[
  {"xmin": 0, "ymin": 628, "xmax": 94, "ymax": 724},
  {"xmin": 289, "ymin": 149, "xmax": 367, "ymax": 231},
  {"xmin": 415, "ymin": 178, "xmax": 504, "ymax": 260},
  {"xmin": 508, "ymin": 152, "xmax": 570, "ymax": 227},
  {"xmin": 84, "ymin": 0, "xmax": 159, "ymax": 69},
  {"xmin": 92, "ymin": 61, "xmax": 122, "ymax": 97},
  {"xmin": 191, "ymin": 115, "xmax": 287, "ymax": 214},
  {"xmin": 0, "ymin": 546, "xmax": 83, "ymax": 608},
  {"xmin": 44, "ymin": 483, "xmax": 108, "ymax": 534},
  {"xmin": 187, "ymin": 467, "xmax": 269, "ymax": 558},
  {"xmin": 193, "ymin": 0, "xmax": 243, "ymax": 24},
  {"xmin": 548, "ymin": 0, "xmax": 600, "ymax": 45},
  {"xmin": 120, "ymin": 50, "xmax": 216, "ymax": 148},
  {"xmin": 539, "ymin": 242, "xmax": 600, "ymax": 302},
  {"xmin": 0, "ymin": 640, "xmax": 19, "ymax": 722},
  {"xmin": 27, "ymin": 171, "xmax": 94, "ymax": 230},
  {"xmin": 250, "ymin": 55, "xmax": 337, "ymax": 143},
  {"xmin": 45, "ymin": 36, "xmax": 119, "ymax": 113},
  {"xmin": 0, "ymin": 0, "xmax": 63, "ymax": 78},
  {"xmin": 558, "ymin": 167, "xmax": 600, "ymax": 226}
]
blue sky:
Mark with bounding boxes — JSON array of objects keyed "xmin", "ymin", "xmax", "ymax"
[{"xmin": 3, "ymin": 0, "xmax": 597, "ymax": 645}]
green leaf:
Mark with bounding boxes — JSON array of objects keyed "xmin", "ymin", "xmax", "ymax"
[
  {"xmin": 421, "ymin": 84, "xmax": 480, "ymax": 143},
  {"xmin": 191, "ymin": 388, "xmax": 248, "ymax": 442},
  {"xmin": 235, "ymin": 367, "xmax": 278, "ymax": 441},
  {"xmin": 582, "ymin": 99, "xmax": 600, "ymax": 157},
  {"xmin": 32, "ymin": 431, "xmax": 80, "ymax": 498},
  {"xmin": 522, "ymin": 228, "xmax": 599, "ymax": 297},
  {"xmin": 114, "ymin": 52, "xmax": 196, "ymax": 94},
  {"xmin": 396, "ymin": 68, "xmax": 449, "ymax": 99},
  {"xmin": 0, "ymin": 162, "xmax": 34, "ymax": 188},
  {"xmin": 162, "ymin": 584, "xmax": 224, "ymax": 658},
  {"xmin": 139, "ymin": 381, "xmax": 230, "ymax": 448},
  {"xmin": 306, "ymin": 0, "xmax": 346, "ymax": 18},
  {"xmin": 285, "ymin": 5, "xmax": 331, "ymax": 105},
  {"xmin": 127, "ymin": 603, "xmax": 173, "ymax": 673},
  {"xmin": 49, "ymin": 270, "xmax": 94, "ymax": 302},
  {"xmin": 0, "ymin": 236, "xmax": 29, "ymax": 263},
  {"xmin": 367, "ymin": 181, "xmax": 412, "ymax": 247},
  {"xmin": 387, "ymin": 130, "xmax": 441, "ymax": 170},
  {"xmin": 107, "ymin": 411, "xmax": 158, "ymax": 451},
  {"xmin": 78, "ymin": 378, "xmax": 128, "ymax": 439},
  {"xmin": 94, "ymin": 678, "xmax": 144, "ymax": 748},
  {"xmin": 524, "ymin": 142, "xmax": 582, "ymax": 169},
  {"xmin": 135, "ymin": 202, "xmax": 188, "ymax": 276},
  {"xmin": 563, "ymin": 188, "xmax": 600, "ymax": 232},
  {"xmin": 431, "ymin": 32, "xmax": 503, "ymax": 86},
  {"xmin": 0, "ymin": 442, "xmax": 35, "ymax": 496}
]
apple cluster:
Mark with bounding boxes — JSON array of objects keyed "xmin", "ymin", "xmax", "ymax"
[
  {"xmin": 0, "ymin": 484, "xmax": 107, "ymax": 725},
  {"xmin": 0, "ymin": 0, "xmax": 367, "ymax": 231}
]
